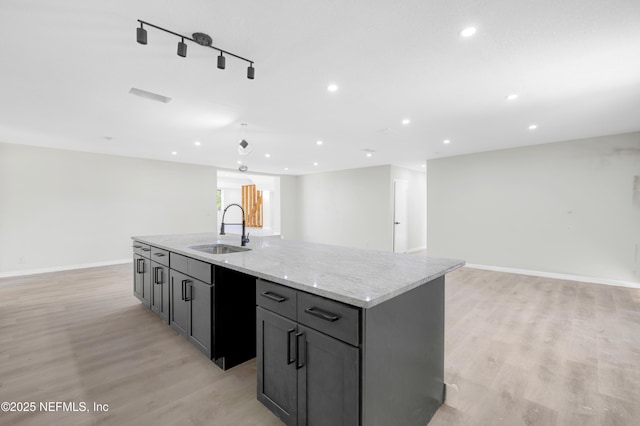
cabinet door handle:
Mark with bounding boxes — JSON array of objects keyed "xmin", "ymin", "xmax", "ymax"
[
  {"xmin": 295, "ymin": 332, "xmax": 305, "ymax": 370},
  {"xmin": 260, "ymin": 291, "xmax": 287, "ymax": 303},
  {"xmin": 286, "ymin": 329, "xmax": 295, "ymax": 365},
  {"xmin": 153, "ymin": 267, "xmax": 163, "ymax": 284},
  {"xmin": 136, "ymin": 258, "xmax": 145, "ymax": 274},
  {"xmin": 304, "ymin": 307, "xmax": 340, "ymax": 322},
  {"xmin": 182, "ymin": 280, "xmax": 192, "ymax": 301},
  {"xmin": 158, "ymin": 268, "xmax": 164, "ymax": 284}
]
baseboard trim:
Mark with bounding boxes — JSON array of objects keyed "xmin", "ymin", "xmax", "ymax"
[
  {"xmin": 405, "ymin": 246, "xmax": 427, "ymax": 254},
  {"xmin": 464, "ymin": 263, "xmax": 640, "ymax": 289},
  {"xmin": 0, "ymin": 259, "xmax": 132, "ymax": 279}
]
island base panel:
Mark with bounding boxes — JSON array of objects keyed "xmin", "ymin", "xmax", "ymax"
[{"xmin": 361, "ymin": 275, "xmax": 445, "ymax": 426}]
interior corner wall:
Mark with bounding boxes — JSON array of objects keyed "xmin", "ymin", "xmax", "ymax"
[
  {"xmin": 390, "ymin": 165, "xmax": 427, "ymax": 252},
  {"xmin": 427, "ymin": 131, "xmax": 640, "ymax": 283},
  {"xmin": 296, "ymin": 166, "xmax": 393, "ymax": 251},
  {"xmin": 0, "ymin": 142, "xmax": 218, "ymax": 275}
]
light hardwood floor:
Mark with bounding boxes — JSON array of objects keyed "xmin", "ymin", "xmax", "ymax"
[{"xmin": 1, "ymin": 264, "xmax": 639, "ymax": 425}]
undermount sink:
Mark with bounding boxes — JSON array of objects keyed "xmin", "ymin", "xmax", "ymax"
[{"xmin": 189, "ymin": 244, "xmax": 251, "ymax": 255}]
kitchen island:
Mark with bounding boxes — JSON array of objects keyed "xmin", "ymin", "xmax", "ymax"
[{"xmin": 132, "ymin": 232, "xmax": 464, "ymax": 426}]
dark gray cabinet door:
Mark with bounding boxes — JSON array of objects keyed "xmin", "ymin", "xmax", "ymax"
[
  {"xmin": 150, "ymin": 261, "xmax": 169, "ymax": 323},
  {"xmin": 169, "ymin": 270, "xmax": 189, "ymax": 336},
  {"xmin": 188, "ymin": 278, "xmax": 212, "ymax": 358},
  {"xmin": 297, "ymin": 325, "xmax": 359, "ymax": 426},
  {"xmin": 133, "ymin": 254, "xmax": 151, "ymax": 307},
  {"xmin": 257, "ymin": 307, "xmax": 298, "ymax": 426}
]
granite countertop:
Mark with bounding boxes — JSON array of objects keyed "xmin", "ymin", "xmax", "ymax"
[{"xmin": 132, "ymin": 232, "xmax": 464, "ymax": 309}]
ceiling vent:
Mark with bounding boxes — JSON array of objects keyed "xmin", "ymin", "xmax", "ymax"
[{"xmin": 128, "ymin": 88, "xmax": 172, "ymax": 103}]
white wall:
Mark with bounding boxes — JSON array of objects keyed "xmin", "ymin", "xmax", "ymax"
[
  {"xmin": 391, "ymin": 166, "xmax": 427, "ymax": 252},
  {"xmin": 427, "ymin": 132, "xmax": 640, "ymax": 284},
  {"xmin": 296, "ymin": 166, "xmax": 393, "ymax": 251},
  {"xmin": 0, "ymin": 143, "xmax": 217, "ymax": 275},
  {"xmin": 280, "ymin": 175, "xmax": 300, "ymax": 241}
]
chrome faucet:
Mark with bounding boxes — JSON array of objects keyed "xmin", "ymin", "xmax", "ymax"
[{"xmin": 219, "ymin": 203, "xmax": 250, "ymax": 246}]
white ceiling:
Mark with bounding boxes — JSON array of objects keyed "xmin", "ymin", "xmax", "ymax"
[{"xmin": 1, "ymin": 0, "xmax": 639, "ymax": 175}]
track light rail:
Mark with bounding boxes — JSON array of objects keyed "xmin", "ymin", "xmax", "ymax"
[{"xmin": 137, "ymin": 19, "xmax": 255, "ymax": 79}]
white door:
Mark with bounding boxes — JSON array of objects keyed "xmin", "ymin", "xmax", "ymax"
[{"xmin": 393, "ymin": 179, "xmax": 408, "ymax": 253}]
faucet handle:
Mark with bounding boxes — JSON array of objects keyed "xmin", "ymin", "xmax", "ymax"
[{"xmin": 244, "ymin": 233, "xmax": 250, "ymax": 244}]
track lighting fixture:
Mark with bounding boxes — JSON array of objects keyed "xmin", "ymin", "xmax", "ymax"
[
  {"xmin": 136, "ymin": 19, "xmax": 255, "ymax": 79},
  {"xmin": 177, "ymin": 38, "xmax": 187, "ymax": 58}
]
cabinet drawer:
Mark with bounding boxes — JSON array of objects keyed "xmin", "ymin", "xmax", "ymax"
[
  {"xmin": 132, "ymin": 241, "xmax": 151, "ymax": 257},
  {"xmin": 297, "ymin": 292, "xmax": 360, "ymax": 346},
  {"xmin": 170, "ymin": 252, "xmax": 213, "ymax": 284},
  {"xmin": 256, "ymin": 279, "xmax": 297, "ymax": 321},
  {"xmin": 150, "ymin": 247, "xmax": 169, "ymax": 266}
]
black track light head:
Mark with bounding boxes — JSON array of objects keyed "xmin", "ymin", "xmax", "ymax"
[
  {"xmin": 247, "ymin": 63, "xmax": 255, "ymax": 80},
  {"xmin": 177, "ymin": 38, "xmax": 187, "ymax": 57},
  {"xmin": 217, "ymin": 53, "xmax": 226, "ymax": 70},
  {"xmin": 136, "ymin": 25, "xmax": 147, "ymax": 45}
]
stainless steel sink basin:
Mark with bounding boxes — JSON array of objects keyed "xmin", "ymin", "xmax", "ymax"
[{"xmin": 189, "ymin": 244, "xmax": 251, "ymax": 255}]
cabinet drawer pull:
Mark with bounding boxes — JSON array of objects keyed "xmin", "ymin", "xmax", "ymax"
[
  {"xmin": 295, "ymin": 332, "xmax": 305, "ymax": 369},
  {"xmin": 304, "ymin": 307, "xmax": 340, "ymax": 322},
  {"xmin": 287, "ymin": 329, "xmax": 295, "ymax": 365},
  {"xmin": 133, "ymin": 244, "xmax": 142, "ymax": 249},
  {"xmin": 153, "ymin": 252, "xmax": 166, "ymax": 257},
  {"xmin": 142, "ymin": 247, "xmax": 151, "ymax": 252},
  {"xmin": 261, "ymin": 291, "xmax": 287, "ymax": 303}
]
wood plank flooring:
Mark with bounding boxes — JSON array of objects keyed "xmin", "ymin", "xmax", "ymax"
[{"xmin": 1, "ymin": 264, "xmax": 639, "ymax": 425}]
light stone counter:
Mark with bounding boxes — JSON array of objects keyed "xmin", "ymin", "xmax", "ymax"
[{"xmin": 132, "ymin": 232, "xmax": 464, "ymax": 308}]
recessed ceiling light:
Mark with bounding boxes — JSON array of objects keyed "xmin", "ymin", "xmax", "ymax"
[
  {"xmin": 505, "ymin": 94, "xmax": 518, "ymax": 101},
  {"xmin": 443, "ymin": 139, "xmax": 451, "ymax": 144},
  {"xmin": 237, "ymin": 160, "xmax": 242, "ymax": 164},
  {"xmin": 460, "ymin": 27, "xmax": 477, "ymax": 37},
  {"xmin": 402, "ymin": 118, "xmax": 411, "ymax": 125},
  {"xmin": 366, "ymin": 152, "xmax": 373, "ymax": 158},
  {"xmin": 194, "ymin": 141, "xmax": 201, "ymax": 146},
  {"xmin": 171, "ymin": 151, "xmax": 177, "ymax": 155},
  {"xmin": 284, "ymin": 167, "xmax": 289, "ymax": 171},
  {"xmin": 528, "ymin": 124, "xmax": 538, "ymax": 130},
  {"xmin": 313, "ymin": 162, "xmax": 319, "ymax": 166},
  {"xmin": 327, "ymin": 83, "xmax": 338, "ymax": 92},
  {"xmin": 316, "ymin": 140, "xmax": 323, "ymax": 146},
  {"xmin": 265, "ymin": 153, "xmax": 271, "ymax": 158}
]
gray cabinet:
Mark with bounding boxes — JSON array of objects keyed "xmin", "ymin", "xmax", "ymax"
[
  {"xmin": 298, "ymin": 325, "xmax": 359, "ymax": 426},
  {"xmin": 256, "ymin": 279, "xmax": 360, "ymax": 426},
  {"xmin": 150, "ymin": 246, "xmax": 170, "ymax": 323},
  {"xmin": 150, "ymin": 261, "xmax": 169, "ymax": 322},
  {"xmin": 133, "ymin": 250, "xmax": 151, "ymax": 307},
  {"xmin": 169, "ymin": 269, "xmax": 212, "ymax": 358},
  {"xmin": 257, "ymin": 306, "xmax": 298, "ymax": 425}
]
